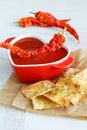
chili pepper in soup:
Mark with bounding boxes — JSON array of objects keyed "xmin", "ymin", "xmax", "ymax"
[{"xmin": 11, "ymin": 37, "xmax": 67, "ymax": 65}]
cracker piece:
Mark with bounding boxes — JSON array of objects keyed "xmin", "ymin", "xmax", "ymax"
[
  {"xmin": 69, "ymin": 68, "xmax": 87, "ymax": 105},
  {"xmin": 44, "ymin": 77, "xmax": 77, "ymax": 107},
  {"xmin": 21, "ymin": 80, "xmax": 56, "ymax": 100},
  {"xmin": 62, "ymin": 68, "xmax": 80, "ymax": 77},
  {"xmin": 32, "ymin": 95, "xmax": 58, "ymax": 110}
]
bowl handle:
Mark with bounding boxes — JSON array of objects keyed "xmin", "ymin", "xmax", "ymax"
[
  {"xmin": 53, "ymin": 56, "xmax": 74, "ymax": 69},
  {"xmin": 4, "ymin": 37, "xmax": 15, "ymax": 43}
]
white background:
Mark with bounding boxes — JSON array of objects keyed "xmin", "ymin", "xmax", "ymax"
[{"xmin": 0, "ymin": 0, "xmax": 87, "ymax": 130}]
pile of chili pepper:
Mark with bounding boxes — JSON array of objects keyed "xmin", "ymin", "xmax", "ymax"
[
  {"xmin": 0, "ymin": 28, "xmax": 66, "ymax": 58},
  {"xmin": 17, "ymin": 11, "xmax": 79, "ymax": 42}
]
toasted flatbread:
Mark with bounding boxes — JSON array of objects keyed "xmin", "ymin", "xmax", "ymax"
[
  {"xmin": 69, "ymin": 68, "xmax": 87, "ymax": 105},
  {"xmin": 32, "ymin": 95, "xmax": 58, "ymax": 110},
  {"xmin": 44, "ymin": 68, "xmax": 87, "ymax": 107},
  {"xmin": 21, "ymin": 80, "xmax": 56, "ymax": 100},
  {"xmin": 44, "ymin": 77, "xmax": 77, "ymax": 107},
  {"xmin": 61, "ymin": 68, "xmax": 80, "ymax": 77}
]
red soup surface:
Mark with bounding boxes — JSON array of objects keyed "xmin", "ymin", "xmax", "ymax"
[{"xmin": 11, "ymin": 37, "xmax": 68, "ymax": 65}]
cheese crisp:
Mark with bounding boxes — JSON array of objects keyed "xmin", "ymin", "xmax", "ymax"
[
  {"xmin": 21, "ymin": 80, "xmax": 56, "ymax": 100},
  {"xmin": 44, "ymin": 68, "xmax": 87, "ymax": 107}
]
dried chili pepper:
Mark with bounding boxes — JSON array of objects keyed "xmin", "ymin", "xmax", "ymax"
[
  {"xmin": 17, "ymin": 17, "xmax": 50, "ymax": 27},
  {"xmin": 59, "ymin": 19, "xmax": 71, "ymax": 23},
  {"xmin": 57, "ymin": 22, "xmax": 80, "ymax": 42},
  {"xmin": 31, "ymin": 11, "xmax": 70, "ymax": 25},
  {"xmin": 33, "ymin": 11, "xmax": 79, "ymax": 42},
  {"xmin": 0, "ymin": 42, "xmax": 29, "ymax": 58},
  {"xmin": 18, "ymin": 17, "xmax": 37, "ymax": 27},
  {"xmin": 0, "ymin": 29, "xmax": 66, "ymax": 58}
]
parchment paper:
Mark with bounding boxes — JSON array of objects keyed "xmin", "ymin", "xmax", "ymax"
[{"xmin": 1, "ymin": 49, "xmax": 87, "ymax": 119}]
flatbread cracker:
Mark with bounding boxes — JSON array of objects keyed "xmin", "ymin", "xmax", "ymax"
[
  {"xmin": 44, "ymin": 77, "xmax": 77, "ymax": 107},
  {"xmin": 62, "ymin": 68, "xmax": 80, "ymax": 77},
  {"xmin": 32, "ymin": 95, "xmax": 58, "ymax": 110},
  {"xmin": 69, "ymin": 68, "xmax": 87, "ymax": 105},
  {"xmin": 21, "ymin": 80, "xmax": 56, "ymax": 100}
]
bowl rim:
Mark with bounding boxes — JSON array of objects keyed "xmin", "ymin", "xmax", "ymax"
[{"xmin": 8, "ymin": 34, "xmax": 71, "ymax": 67}]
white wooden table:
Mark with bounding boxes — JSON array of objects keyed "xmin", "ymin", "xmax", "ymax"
[{"xmin": 0, "ymin": 0, "xmax": 87, "ymax": 130}]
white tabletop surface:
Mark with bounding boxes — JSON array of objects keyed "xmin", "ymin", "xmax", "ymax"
[{"xmin": 0, "ymin": 0, "xmax": 87, "ymax": 130}]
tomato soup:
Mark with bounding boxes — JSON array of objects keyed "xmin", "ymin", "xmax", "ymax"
[{"xmin": 11, "ymin": 37, "xmax": 68, "ymax": 65}]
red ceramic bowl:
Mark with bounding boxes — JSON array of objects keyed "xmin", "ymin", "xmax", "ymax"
[{"xmin": 8, "ymin": 34, "xmax": 74, "ymax": 83}]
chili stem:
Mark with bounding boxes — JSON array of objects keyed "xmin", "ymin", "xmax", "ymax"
[
  {"xmin": 14, "ymin": 21, "xmax": 19, "ymax": 25},
  {"xmin": 30, "ymin": 12, "xmax": 36, "ymax": 15},
  {"xmin": 60, "ymin": 27, "xmax": 66, "ymax": 38}
]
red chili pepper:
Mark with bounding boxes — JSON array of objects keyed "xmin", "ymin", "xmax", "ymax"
[
  {"xmin": 18, "ymin": 17, "xmax": 37, "ymax": 27},
  {"xmin": 59, "ymin": 19, "xmax": 71, "ymax": 23},
  {"xmin": 32, "ymin": 11, "xmax": 70, "ymax": 25},
  {"xmin": 17, "ymin": 17, "xmax": 50, "ymax": 27},
  {"xmin": 0, "ymin": 42, "xmax": 29, "ymax": 58},
  {"xmin": 0, "ymin": 29, "xmax": 66, "ymax": 58},
  {"xmin": 57, "ymin": 22, "xmax": 80, "ymax": 43},
  {"xmin": 34, "ymin": 11, "xmax": 79, "ymax": 42}
]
